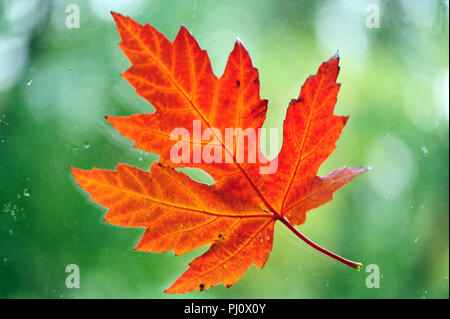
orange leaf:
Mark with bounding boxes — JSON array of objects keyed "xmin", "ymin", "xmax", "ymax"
[{"xmin": 71, "ymin": 12, "xmax": 368, "ymax": 293}]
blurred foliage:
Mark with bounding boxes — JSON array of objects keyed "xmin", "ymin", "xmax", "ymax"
[{"xmin": 0, "ymin": 0, "xmax": 448, "ymax": 298}]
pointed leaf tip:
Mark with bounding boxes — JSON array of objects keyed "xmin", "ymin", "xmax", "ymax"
[
  {"xmin": 110, "ymin": 11, "xmax": 120, "ymax": 19},
  {"xmin": 234, "ymin": 37, "xmax": 247, "ymax": 49},
  {"xmin": 328, "ymin": 52, "xmax": 340, "ymax": 64},
  {"xmin": 111, "ymin": 12, "xmax": 129, "ymax": 28},
  {"xmin": 178, "ymin": 24, "xmax": 194, "ymax": 37}
]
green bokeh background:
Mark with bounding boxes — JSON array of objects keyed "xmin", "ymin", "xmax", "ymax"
[{"xmin": 0, "ymin": 0, "xmax": 448, "ymax": 298}]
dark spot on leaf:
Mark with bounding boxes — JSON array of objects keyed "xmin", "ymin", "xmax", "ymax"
[
  {"xmin": 236, "ymin": 80, "xmax": 240, "ymax": 87},
  {"xmin": 226, "ymin": 284, "xmax": 232, "ymax": 288},
  {"xmin": 199, "ymin": 284, "xmax": 205, "ymax": 291},
  {"xmin": 218, "ymin": 233, "xmax": 223, "ymax": 238}
]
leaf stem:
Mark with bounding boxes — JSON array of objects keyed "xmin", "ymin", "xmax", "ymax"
[{"xmin": 277, "ymin": 215, "xmax": 362, "ymax": 271}]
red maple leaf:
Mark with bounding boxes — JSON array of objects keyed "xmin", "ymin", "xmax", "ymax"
[{"xmin": 71, "ymin": 12, "xmax": 368, "ymax": 293}]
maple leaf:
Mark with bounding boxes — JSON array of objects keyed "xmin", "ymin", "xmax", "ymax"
[{"xmin": 71, "ymin": 12, "xmax": 369, "ymax": 293}]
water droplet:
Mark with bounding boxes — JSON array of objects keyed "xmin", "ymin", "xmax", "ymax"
[
  {"xmin": 414, "ymin": 237, "xmax": 419, "ymax": 243},
  {"xmin": 3, "ymin": 202, "xmax": 11, "ymax": 213},
  {"xmin": 26, "ymin": 78, "xmax": 32, "ymax": 86},
  {"xmin": 9, "ymin": 229, "xmax": 13, "ymax": 235},
  {"xmin": 138, "ymin": 157, "xmax": 143, "ymax": 162},
  {"xmin": 23, "ymin": 188, "xmax": 30, "ymax": 197},
  {"xmin": 83, "ymin": 142, "xmax": 90, "ymax": 149},
  {"xmin": 421, "ymin": 146, "xmax": 428, "ymax": 154}
]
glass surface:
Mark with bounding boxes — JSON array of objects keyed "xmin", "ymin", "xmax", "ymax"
[{"xmin": 0, "ymin": 0, "xmax": 448, "ymax": 298}]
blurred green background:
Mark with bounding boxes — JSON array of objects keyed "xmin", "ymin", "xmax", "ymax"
[{"xmin": 0, "ymin": 0, "xmax": 448, "ymax": 299}]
